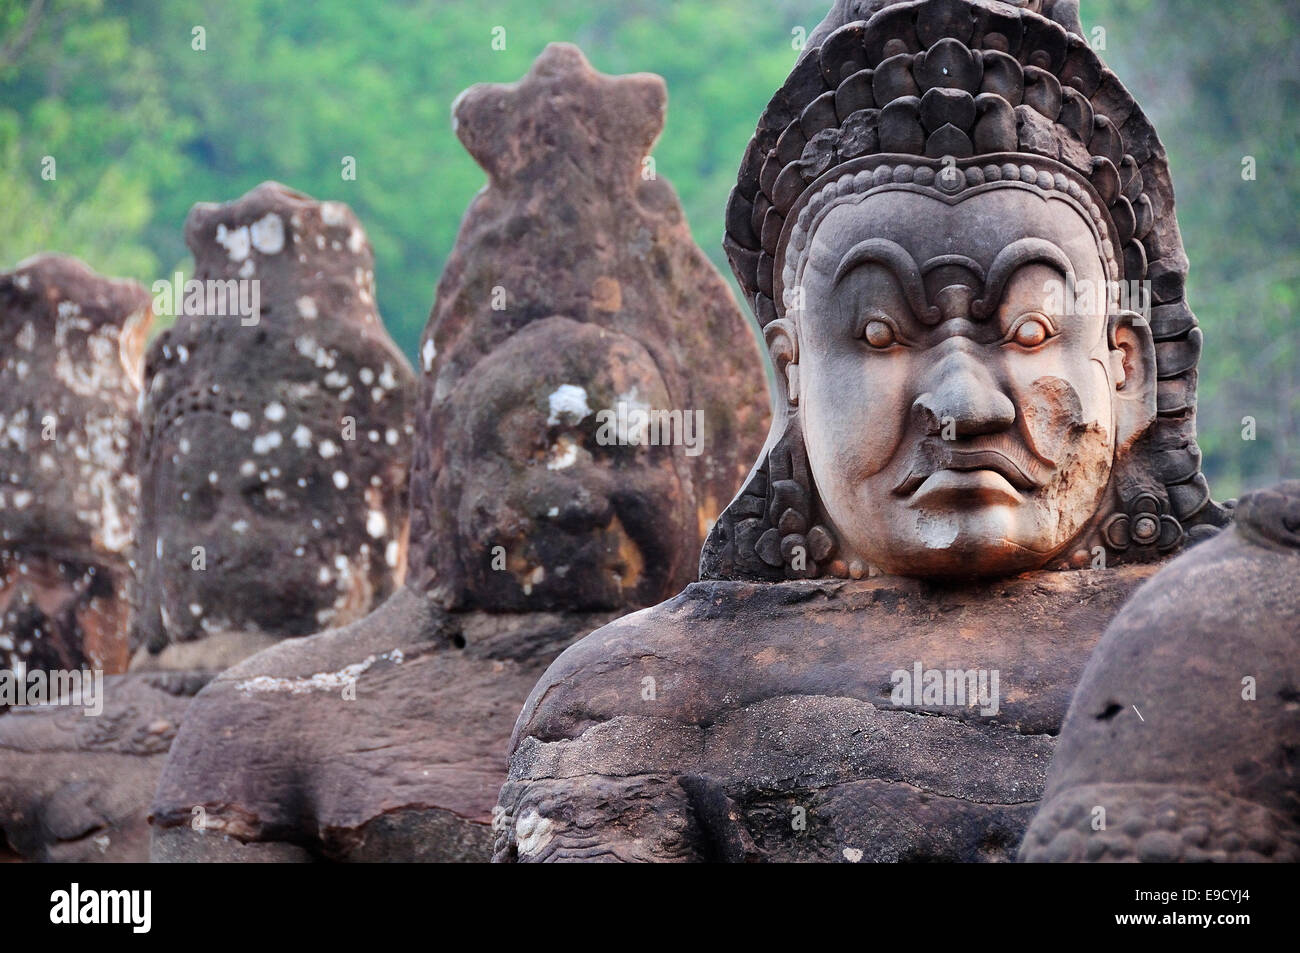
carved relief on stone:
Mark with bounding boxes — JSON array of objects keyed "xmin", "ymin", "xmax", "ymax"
[{"xmin": 494, "ymin": 0, "xmax": 1236, "ymax": 865}]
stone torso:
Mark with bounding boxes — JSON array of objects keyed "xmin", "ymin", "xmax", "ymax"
[{"xmin": 496, "ymin": 565, "xmax": 1155, "ymax": 862}]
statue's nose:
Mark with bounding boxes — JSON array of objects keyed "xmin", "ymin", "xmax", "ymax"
[{"xmin": 912, "ymin": 345, "xmax": 1015, "ymax": 438}]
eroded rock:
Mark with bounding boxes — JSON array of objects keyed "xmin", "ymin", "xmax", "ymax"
[{"xmin": 0, "ymin": 255, "xmax": 150, "ymax": 680}]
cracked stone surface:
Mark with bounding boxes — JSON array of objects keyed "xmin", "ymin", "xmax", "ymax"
[
  {"xmin": 494, "ymin": 566, "xmax": 1157, "ymax": 862},
  {"xmin": 150, "ymin": 587, "xmax": 621, "ymax": 861}
]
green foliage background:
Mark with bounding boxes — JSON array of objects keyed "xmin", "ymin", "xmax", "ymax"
[{"xmin": 0, "ymin": 0, "xmax": 1295, "ymax": 496}]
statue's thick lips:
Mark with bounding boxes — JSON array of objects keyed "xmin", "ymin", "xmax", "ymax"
[
  {"xmin": 895, "ymin": 447, "xmax": 1041, "ymax": 501},
  {"xmin": 905, "ymin": 468, "xmax": 1024, "ymax": 509}
]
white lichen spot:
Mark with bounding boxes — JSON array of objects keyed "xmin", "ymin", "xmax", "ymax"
[
  {"xmin": 421, "ymin": 338, "xmax": 437, "ymax": 372},
  {"xmin": 366, "ymin": 509, "xmax": 387, "ymax": 539},
  {"xmin": 252, "ymin": 431, "xmax": 282, "ymax": 454},
  {"xmin": 296, "ymin": 296, "xmax": 318, "ymax": 319},
  {"xmin": 515, "ymin": 810, "xmax": 555, "ymax": 856},
  {"xmin": 385, "ymin": 539, "xmax": 400, "ymax": 568},
  {"xmin": 234, "ymin": 650, "xmax": 404, "ymax": 697},
  {"xmin": 230, "ymin": 410, "xmax": 252, "ymax": 430},
  {"xmin": 250, "ymin": 213, "xmax": 285, "ymax": 254},
  {"xmin": 547, "ymin": 384, "xmax": 592, "ymax": 426},
  {"xmin": 320, "ymin": 202, "xmax": 347, "ymax": 227},
  {"xmin": 333, "ymin": 471, "xmax": 349, "ymax": 490},
  {"xmin": 189, "ymin": 603, "xmax": 203, "ymax": 617},
  {"xmin": 319, "ymin": 439, "xmax": 338, "ymax": 459},
  {"xmin": 239, "ymin": 460, "xmax": 257, "ymax": 477},
  {"xmin": 291, "ymin": 425, "xmax": 312, "ymax": 449},
  {"xmin": 265, "ymin": 402, "xmax": 286, "ymax": 422},
  {"xmin": 546, "ymin": 435, "xmax": 580, "ymax": 471},
  {"xmin": 231, "ymin": 519, "xmax": 249, "ymax": 534},
  {"xmin": 216, "ymin": 223, "xmax": 251, "ymax": 262}
]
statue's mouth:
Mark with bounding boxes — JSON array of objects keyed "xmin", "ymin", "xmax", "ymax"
[
  {"xmin": 893, "ymin": 443, "xmax": 1049, "ymax": 507},
  {"xmin": 904, "ymin": 468, "xmax": 1024, "ymax": 509}
]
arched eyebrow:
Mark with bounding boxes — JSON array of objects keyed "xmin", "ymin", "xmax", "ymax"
[
  {"xmin": 920, "ymin": 255, "xmax": 986, "ymax": 284},
  {"xmin": 974, "ymin": 238, "xmax": 1076, "ymax": 318},
  {"xmin": 833, "ymin": 238, "xmax": 939, "ymax": 325}
]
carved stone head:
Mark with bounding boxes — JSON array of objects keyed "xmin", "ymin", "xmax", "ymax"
[
  {"xmin": 0, "ymin": 255, "xmax": 151, "ymax": 675},
  {"xmin": 408, "ymin": 44, "xmax": 769, "ymax": 612},
  {"xmin": 704, "ymin": 0, "xmax": 1226, "ymax": 581},
  {"xmin": 134, "ymin": 183, "xmax": 416, "ymax": 652}
]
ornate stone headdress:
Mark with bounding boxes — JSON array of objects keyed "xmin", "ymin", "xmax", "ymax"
[{"xmin": 704, "ymin": 0, "xmax": 1227, "ymax": 581}]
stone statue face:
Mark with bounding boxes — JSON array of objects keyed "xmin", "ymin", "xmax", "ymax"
[
  {"xmin": 785, "ymin": 184, "xmax": 1154, "ymax": 576},
  {"xmin": 439, "ymin": 317, "xmax": 694, "ymax": 611},
  {"xmin": 140, "ymin": 404, "xmax": 395, "ymax": 645}
]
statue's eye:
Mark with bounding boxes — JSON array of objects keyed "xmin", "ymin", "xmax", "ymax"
[
  {"xmin": 863, "ymin": 319, "xmax": 898, "ymax": 349},
  {"xmin": 1007, "ymin": 313, "xmax": 1055, "ymax": 349}
]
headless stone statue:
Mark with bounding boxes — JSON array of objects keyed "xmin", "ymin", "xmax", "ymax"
[
  {"xmin": 494, "ymin": 0, "xmax": 1232, "ymax": 862},
  {"xmin": 1020, "ymin": 482, "xmax": 1299, "ymax": 862},
  {"xmin": 0, "ymin": 255, "xmax": 150, "ymax": 684},
  {"xmin": 148, "ymin": 44, "xmax": 769, "ymax": 862},
  {"xmin": 0, "ymin": 183, "xmax": 415, "ymax": 861}
]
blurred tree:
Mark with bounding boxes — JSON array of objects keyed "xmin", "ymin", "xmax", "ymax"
[{"xmin": 0, "ymin": 0, "xmax": 1295, "ymax": 494}]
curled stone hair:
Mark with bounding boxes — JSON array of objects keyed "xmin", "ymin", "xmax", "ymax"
[{"xmin": 703, "ymin": 0, "xmax": 1229, "ymax": 581}]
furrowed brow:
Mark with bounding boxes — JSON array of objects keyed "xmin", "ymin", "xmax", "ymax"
[
  {"xmin": 833, "ymin": 238, "xmax": 938, "ymax": 325},
  {"xmin": 973, "ymin": 238, "xmax": 1075, "ymax": 319}
]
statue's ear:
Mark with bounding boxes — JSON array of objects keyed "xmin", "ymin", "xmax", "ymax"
[
  {"xmin": 1108, "ymin": 309, "xmax": 1157, "ymax": 453},
  {"xmin": 764, "ymin": 317, "xmax": 800, "ymax": 406}
]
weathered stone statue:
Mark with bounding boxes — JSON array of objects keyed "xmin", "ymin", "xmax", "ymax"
[
  {"xmin": 148, "ymin": 44, "xmax": 769, "ymax": 861},
  {"xmin": 1020, "ymin": 481, "xmax": 1299, "ymax": 862},
  {"xmin": 133, "ymin": 180, "xmax": 415, "ymax": 666},
  {"xmin": 0, "ymin": 183, "xmax": 416, "ymax": 861},
  {"xmin": 494, "ymin": 0, "xmax": 1230, "ymax": 862},
  {"xmin": 0, "ymin": 255, "xmax": 150, "ymax": 682}
]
